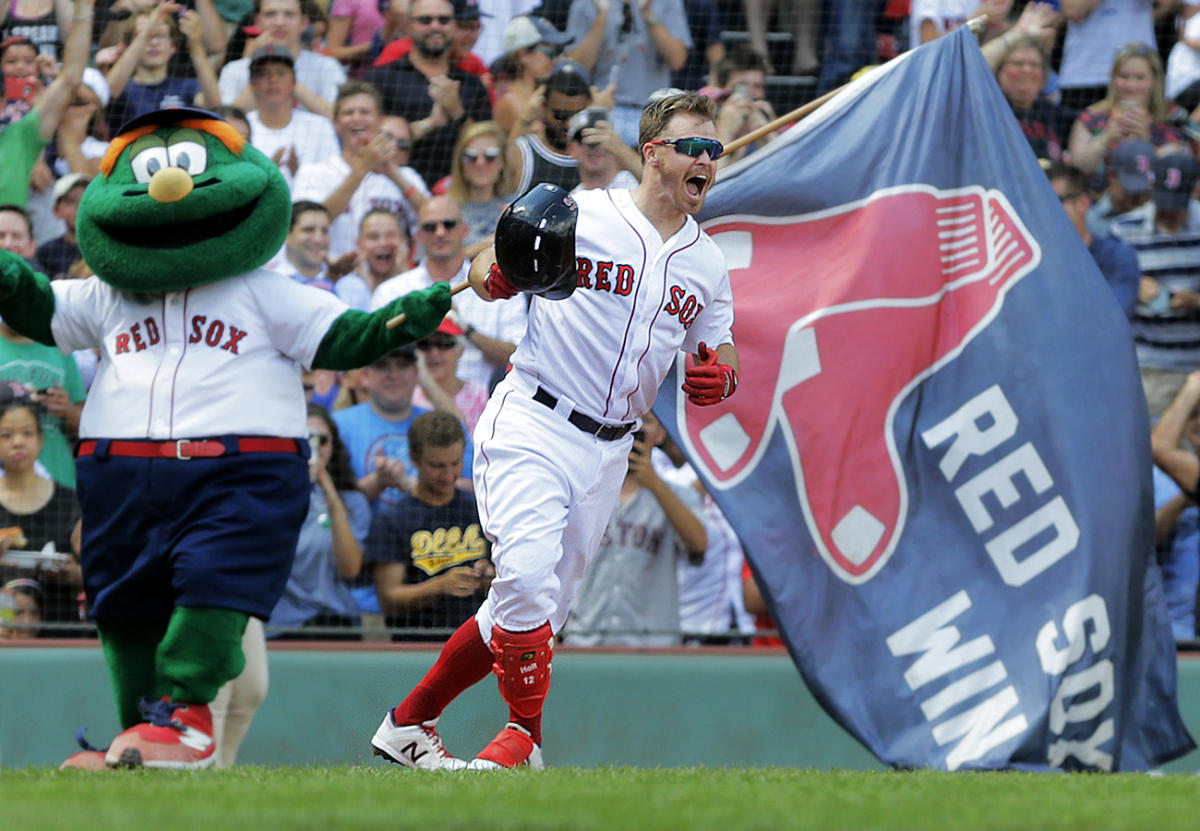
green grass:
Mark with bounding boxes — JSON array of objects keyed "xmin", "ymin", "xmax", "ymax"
[{"xmin": 4, "ymin": 766, "xmax": 1199, "ymax": 831}]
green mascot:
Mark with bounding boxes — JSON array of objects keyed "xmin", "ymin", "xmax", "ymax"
[{"xmin": 0, "ymin": 108, "xmax": 450, "ymax": 769}]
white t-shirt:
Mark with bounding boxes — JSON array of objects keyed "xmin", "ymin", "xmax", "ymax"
[
  {"xmin": 247, "ymin": 109, "xmax": 341, "ymax": 191},
  {"xmin": 1167, "ymin": 12, "xmax": 1200, "ymax": 100},
  {"xmin": 292, "ymin": 154, "xmax": 430, "ymax": 259},
  {"xmin": 371, "ymin": 260, "xmax": 527, "ymax": 389},
  {"xmin": 908, "ymin": 0, "xmax": 975, "ymax": 50},
  {"xmin": 50, "ymin": 270, "xmax": 346, "ymax": 438},
  {"xmin": 218, "ymin": 51, "xmax": 347, "ymax": 111}
]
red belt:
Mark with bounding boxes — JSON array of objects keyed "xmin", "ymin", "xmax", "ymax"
[{"xmin": 76, "ymin": 437, "xmax": 302, "ymax": 460}]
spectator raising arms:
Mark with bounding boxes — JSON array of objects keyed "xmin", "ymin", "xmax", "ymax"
[{"xmin": 104, "ymin": 1, "xmax": 222, "ymax": 135}]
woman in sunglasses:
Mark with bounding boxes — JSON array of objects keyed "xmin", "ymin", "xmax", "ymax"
[
  {"xmin": 446, "ymin": 120, "xmax": 515, "ymax": 252},
  {"xmin": 493, "ymin": 15, "xmax": 574, "ymax": 135},
  {"xmin": 1067, "ymin": 42, "xmax": 1187, "ymax": 175}
]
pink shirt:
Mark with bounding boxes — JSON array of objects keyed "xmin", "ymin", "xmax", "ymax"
[
  {"xmin": 413, "ymin": 380, "xmax": 491, "ymax": 435},
  {"xmin": 331, "ymin": 0, "xmax": 383, "ymax": 48}
]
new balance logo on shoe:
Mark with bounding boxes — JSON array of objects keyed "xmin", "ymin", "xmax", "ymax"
[{"xmin": 401, "ymin": 741, "xmax": 428, "ymax": 765}]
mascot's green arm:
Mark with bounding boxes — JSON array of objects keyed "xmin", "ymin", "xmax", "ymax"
[
  {"xmin": 0, "ymin": 249, "xmax": 57, "ymax": 347},
  {"xmin": 312, "ymin": 282, "xmax": 452, "ymax": 371}
]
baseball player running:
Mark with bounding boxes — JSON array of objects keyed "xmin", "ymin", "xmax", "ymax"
[{"xmin": 371, "ymin": 90, "xmax": 740, "ymax": 770}]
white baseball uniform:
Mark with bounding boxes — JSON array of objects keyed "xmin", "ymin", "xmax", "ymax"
[
  {"xmin": 473, "ymin": 187, "xmax": 734, "ymax": 636},
  {"xmin": 48, "ymin": 269, "xmax": 348, "ymax": 438}
]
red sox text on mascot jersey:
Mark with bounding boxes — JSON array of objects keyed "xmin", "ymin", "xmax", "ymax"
[
  {"xmin": 511, "ymin": 188, "xmax": 734, "ymax": 420},
  {"xmin": 48, "ymin": 269, "xmax": 347, "ymax": 439}
]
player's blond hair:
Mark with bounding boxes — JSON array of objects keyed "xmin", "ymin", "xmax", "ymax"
[{"xmin": 637, "ymin": 92, "xmax": 718, "ymax": 161}]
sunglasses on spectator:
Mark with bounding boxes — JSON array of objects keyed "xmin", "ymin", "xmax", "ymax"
[
  {"xmin": 1116, "ymin": 42, "xmax": 1155, "ymax": 59},
  {"xmin": 535, "ymin": 44, "xmax": 561, "ymax": 57},
  {"xmin": 420, "ymin": 218, "xmax": 460, "ymax": 233},
  {"xmin": 550, "ymin": 108, "xmax": 581, "ymax": 122},
  {"xmin": 1056, "ymin": 191, "xmax": 1084, "ymax": 202},
  {"xmin": 394, "ymin": 138, "xmax": 412, "ymax": 152},
  {"xmin": 415, "ymin": 14, "xmax": 453, "ymax": 24},
  {"xmin": 647, "ymin": 137, "xmax": 725, "ymax": 160},
  {"xmin": 620, "ymin": 2, "xmax": 634, "ymax": 33},
  {"xmin": 462, "ymin": 147, "xmax": 502, "ymax": 162},
  {"xmin": 307, "ymin": 432, "xmax": 331, "ymax": 447},
  {"xmin": 418, "ymin": 337, "xmax": 458, "ymax": 350}
]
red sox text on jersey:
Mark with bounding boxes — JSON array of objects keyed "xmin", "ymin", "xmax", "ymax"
[
  {"xmin": 575, "ymin": 256, "xmax": 704, "ymax": 329},
  {"xmin": 112, "ymin": 316, "xmax": 249, "ymax": 355}
]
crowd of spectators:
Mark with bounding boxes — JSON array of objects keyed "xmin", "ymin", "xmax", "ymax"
[{"xmin": 8, "ymin": 0, "xmax": 1200, "ymax": 654}]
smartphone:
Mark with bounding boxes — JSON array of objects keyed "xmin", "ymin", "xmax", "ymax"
[{"xmin": 5, "ymin": 76, "xmax": 42, "ymax": 103}]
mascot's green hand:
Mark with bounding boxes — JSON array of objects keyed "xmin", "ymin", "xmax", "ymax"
[
  {"xmin": 312, "ymin": 282, "xmax": 454, "ymax": 371},
  {"xmin": 391, "ymin": 282, "xmax": 453, "ymax": 343},
  {"xmin": 0, "ymin": 249, "xmax": 56, "ymax": 347}
]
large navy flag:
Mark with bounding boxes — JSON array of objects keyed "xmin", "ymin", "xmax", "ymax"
[{"xmin": 658, "ymin": 28, "xmax": 1194, "ymax": 770}]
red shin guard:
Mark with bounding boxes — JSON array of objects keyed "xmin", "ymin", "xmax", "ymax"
[{"xmin": 490, "ymin": 623, "xmax": 554, "ymax": 739}]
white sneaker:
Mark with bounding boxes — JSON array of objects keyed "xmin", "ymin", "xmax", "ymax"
[
  {"xmin": 465, "ymin": 723, "xmax": 545, "ymax": 770},
  {"xmin": 370, "ymin": 712, "xmax": 467, "ymax": 771}
]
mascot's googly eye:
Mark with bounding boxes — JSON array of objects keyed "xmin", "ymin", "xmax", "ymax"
[
  {"xmin": 167, "ymin": 141, "xmax": 207, "ymax": 176},
  {"xmin": 130, "ymin": 146, "xmax": 170, "ymax": 184}
]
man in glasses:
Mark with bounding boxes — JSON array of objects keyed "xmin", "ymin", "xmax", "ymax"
[
  {"xmin": 371, "ymin": 196, "xmax": 526, "ymax": 391},
  {"xmin": 508, "ymin": 58, "xmax": 595, "ymax": 194},
  {"xmin": 565, "ymin": 0, "xmax": 691, "ymax": 146},
  {"xmin": 373, "ymin": 0, "xmax": 494, "ymax": 97},
  {"xmin": 370, "ymin": 91, "xmax": 737, "ymax": 770},
  {"xmin": 363, "ymin": 0, "xmax": 493, "ymax": 187},
  {"xmin": 294, "ymin": 81, "xmax": 432, "ymax": 260}
]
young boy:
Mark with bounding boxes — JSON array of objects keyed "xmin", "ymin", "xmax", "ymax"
[{"xmin": 364, "ymin": 410, "xmax": 492, "ymax": 642}]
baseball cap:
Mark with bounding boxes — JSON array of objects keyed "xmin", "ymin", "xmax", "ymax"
[
  {"xmin": 52, "ymin": 173, "xmax": 91, "ymax": 205},
  {"xmin": 1152, "ymin": 153, "xmax": 1200, "ymax": 212},
  {"xmin": 453, "ymin": 0, "xmax": 490, "ymax": 20},
  {"xmin": 545, "ymin": 58, "xmax": 591, "ymax": 96},
  {"xmin": 568, "ymin": 106, "xmax": 610, "ymax": 144},
  {"xmin": 503, "ymin": 16, "xmax": 573, "ymax": 55},
  {"xmin": 374, "ymin": 344, "xmax": 417, "ymax": 364},
  {"xmin": 436, "ymin": 317, "xmax": 464, "ymax": 337},
  {"xmin": 249, "ymin": 44, "xmax": 295, "ymax": 71},
  {"xmin": 1110, "ymin": 139, "xmax": 1154, "ymax": 194}
]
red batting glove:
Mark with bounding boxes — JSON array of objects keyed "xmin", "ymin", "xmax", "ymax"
[
  {"xmin": 484, "ymin": 262, "xmax": 518, "ymax": 300},
  {"xmin": 682, "ymin": 342, "xmax": 738, "ymax": 406}
]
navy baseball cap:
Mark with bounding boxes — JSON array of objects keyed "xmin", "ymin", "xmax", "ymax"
[
  {"xmin": 545, "ymin": 58, "xmax": 591, "ymax": 96},
  {"xmin": 114, "ymin": 106, "xmax": 227, "ymax": 137},
  {"xmin": 1110, "ymin": 139, "xmax": 1154, "ymax": 194},
  {"xmin": 453, "ymin": 0, "xmax": 490, "ymax": 20},
  {"xmin": 1153, "ymin": 153, "xmax": 1200, "ymax": 212}
]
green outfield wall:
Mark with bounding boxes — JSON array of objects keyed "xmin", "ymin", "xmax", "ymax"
[{"xmin": 3, "ymin": 643, "xmax": 1199, "ymax": 771}]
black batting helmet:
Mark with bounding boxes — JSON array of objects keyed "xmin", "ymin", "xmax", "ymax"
[{"xmin": 494, "ymin": 183, "xmax": 578, "ymax": 300}]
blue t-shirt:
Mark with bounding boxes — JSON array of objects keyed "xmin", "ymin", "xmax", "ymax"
[
  {"xmin": 1153, "ymin": 466, "xmax": 1199, "ymax": 641},
  {"xmin": 1088, "ymin": 233, "xmax": 1139, "ymax": 320},
  {"xmin": 108, "ymin": 77, "xmax": 200, "ymax": 135}
]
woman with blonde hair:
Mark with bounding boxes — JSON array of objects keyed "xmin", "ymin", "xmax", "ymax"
[
  {"xmin": 1068, "ymin": 42, "xmax": 1187, "ymax": 175},
  {"xmin": 446, "ymin": 120, "xmax": 514, "ymax": 252}
]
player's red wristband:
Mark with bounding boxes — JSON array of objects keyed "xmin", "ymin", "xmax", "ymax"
[{"xmin": 485, "ymin": 262, "xmax": 518, "ymax": 299}]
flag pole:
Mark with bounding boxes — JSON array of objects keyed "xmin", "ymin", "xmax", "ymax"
[{"xmin": 723, "ymin": 14, "xmax": 991, "ymax": 157}]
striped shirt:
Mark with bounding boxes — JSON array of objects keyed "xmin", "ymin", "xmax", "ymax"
[{"xmin": 1111, "ymin": 201, "xmax": 1200, "ymax": 369}]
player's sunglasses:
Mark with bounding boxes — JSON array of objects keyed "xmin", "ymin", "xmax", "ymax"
[
  {"xmin": 418, "ymin": 337, "xmax": 458, "ymax": 350},
  {"xmin": 462, "ymin": 147, "xmax": 502, "ymax": 162},
  {"xmin": 415, "ymin": 14, "xmax": 454, "ymax": 24},
  {"xmin": 420, "ymin": 218, "xmax": 460, "ymax": 233},
  {"xmin": 647, "ymin": 137, "xmax": 724, "ymax": 160}
]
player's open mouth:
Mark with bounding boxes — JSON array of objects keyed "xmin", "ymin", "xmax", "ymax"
[
  {"xmin": 686, "ymin": 175, "xmax": 709, "ymax": 198},
  {"xmin": 99, "ymin": 198, "xmax": 260, "ymax": 249}
]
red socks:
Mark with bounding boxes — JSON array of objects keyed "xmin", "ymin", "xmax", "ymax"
[{"xmin": 392, "ymin": 618, "xmax": 494, "ymax": 726}]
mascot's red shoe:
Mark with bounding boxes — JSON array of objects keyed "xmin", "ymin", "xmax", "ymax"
[
  {"xmin": 59, "ymin": 751, "xmax": 111, "ymax": 770},
  {"xmin": 105, "ymin": 697, "xmax": 216, "ymax": 769}
]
